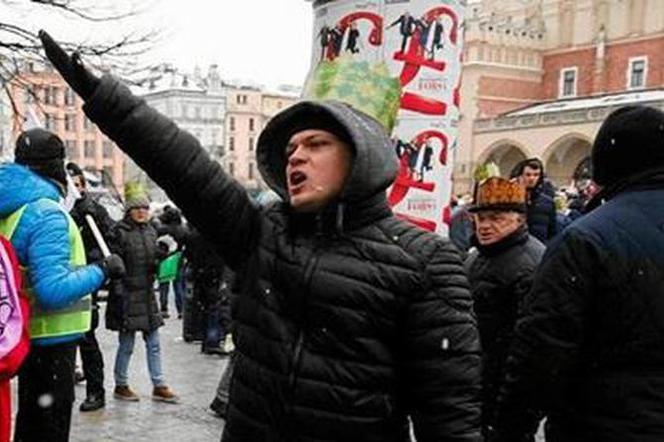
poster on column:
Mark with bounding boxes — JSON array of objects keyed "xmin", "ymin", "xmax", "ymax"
[{"xmin": 306, "ymin": 0, "xmax": 465, "ymax": 236}]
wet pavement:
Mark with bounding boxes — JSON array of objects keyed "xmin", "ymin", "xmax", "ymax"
[{"xmin": 11, "ymin": 303, "xmax": 229, "ymax": 442}]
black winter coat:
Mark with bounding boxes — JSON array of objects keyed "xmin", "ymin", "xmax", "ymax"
[
  {"xmin": 106, "ymin": 218, "xmax": 164, "ymax": 332},
  {"xmin": 525, "ymin": 186, "xmax": 556, "ymax": 243},
  {"xmin": 465, "ymin": 228, "xmax": 544, "ymax": 441},
  {"xmin": 497, "ymin": 174, "xmax": 664, "ymax": 442},
  {"xmin": 82, "ymin": 77, "xmax": 482, "ymax": 442},
  {"xmin": 70, "ymin": 192, "xmax": 114, "ymax": 329}
]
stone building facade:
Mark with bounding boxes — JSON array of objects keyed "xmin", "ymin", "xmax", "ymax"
[
  {"xmin": 7, "ymin": 62, "xmax": 125, "ymax": 189},
  {"xmin": 222, "ymin": 86, "xmax": 298, "ymax": 193},
  {"xmin": 456, "ymin": 0, "xmax": 664, "ymax": 191},
  {"xmin": 130, "ymin": 64, "xmax": 227, "ymax": 200}
]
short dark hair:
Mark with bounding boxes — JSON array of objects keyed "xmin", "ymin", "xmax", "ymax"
[{"xmin": 523, "ymin": 159, "xmax": 542, "ymax": 172}]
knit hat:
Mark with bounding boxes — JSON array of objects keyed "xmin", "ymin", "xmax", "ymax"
[
  {"xmin": 125, "ymin": 195, "xmax": 150, "ymax": 211},
  {"xmin": 66, "ymin": 162, "xmax": 84, "ymax": 178},
  {"xmin": 15, "ymin": 128, "xmax": 67, "ymax": 187},
  {"xmin": 592, "ymin": 106, "xmax": 664, "ymax": 186}
]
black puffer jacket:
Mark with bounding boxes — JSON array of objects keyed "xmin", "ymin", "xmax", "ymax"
[
  {"xmin": 497, "ymin": 173, "xmax": 664, "ymax": 442},
  {"xmin": 82, "ymin": 77, "xmax": 482, "ymax": 442},
  {"xmin": 106, "ymin": 217, "xmax": 164, "ymax": 332},
  {"xmin": 525, "ymin": 186, "xmax": 556, "ymax": 243},
  {"xmin": 464, "ymin": 227, "xmax": 544, "ymax": 441}
]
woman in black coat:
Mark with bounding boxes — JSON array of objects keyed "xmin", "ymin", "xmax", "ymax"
[{"xmin": 107, "ymin": 196, "xmax": 178, "ymax": 404}]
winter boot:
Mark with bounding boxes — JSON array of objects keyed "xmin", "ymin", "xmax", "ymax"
[
  {"xmin": 113, "ymin": 385, "xmax": 140, "ymax": 402},
  {"xmin": 152, "ymin": 386, "xmax": 180, "ymax": 404},
  {"xmin": 80, "ymin": 393, "xmax": 105, "ymax": 412}
]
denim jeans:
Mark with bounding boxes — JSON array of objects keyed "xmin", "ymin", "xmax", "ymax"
[
  {"xmin": 159, "ymin": 280, "xmax": 184, "ymax": 315},
  {"xmin": 114, "ymin": 329, "xmax": 166, "ymax": 388}
]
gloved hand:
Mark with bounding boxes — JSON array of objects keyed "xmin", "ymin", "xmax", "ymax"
[
  {"xmin": 98, "ymin": 254, "xmax": 126, "ymax": 280},
  {"xmin": 39, "ymin": 30, "xmax": 100, "ymax": 100}
]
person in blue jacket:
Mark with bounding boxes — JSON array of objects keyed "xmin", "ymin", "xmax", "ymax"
[{"xmin": 0, "ymin": 128, "xmax": 124, "ymax": 442}]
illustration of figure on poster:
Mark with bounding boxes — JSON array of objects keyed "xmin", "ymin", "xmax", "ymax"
[
  {"xmin": 389, "ymin": 129, "xmax": 450, "ymax": 231},
  {"xmin": 386, "ymin": 5, "xmax": 460, "ymax": 116},
  {"xmin": 316, "ymin": 11, "xmax": 383, "ymax": 62},
  {"xmin": 393, "ymin": 137, "xmax": 435, "ymax": 182}
]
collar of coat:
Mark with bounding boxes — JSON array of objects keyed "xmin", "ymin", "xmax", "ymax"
[
  {"xmin": 472, "ymin": 224, "xmax": 529, "ymax": 257},
  {"xmin": 287, "ymin": 192, "xmax": 392, "ymax": 237},
  {"xmin": 586, "ymin": 166, "xmax": 664, "ymax": 212}
]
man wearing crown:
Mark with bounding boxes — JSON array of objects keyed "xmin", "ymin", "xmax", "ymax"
[{"xmin": 464, "ymin": 177, "xmax": 545, "ymax": 442}]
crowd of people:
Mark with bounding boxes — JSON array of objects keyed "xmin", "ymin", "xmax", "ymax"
[{"xmin": 1, "ymin": 29, "xmax": 663, "ymax": 442}]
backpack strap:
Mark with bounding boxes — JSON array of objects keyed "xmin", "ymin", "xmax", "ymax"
[{"xmin": 0, "ymin": 206, "xmax": 28, "ymax": 241}]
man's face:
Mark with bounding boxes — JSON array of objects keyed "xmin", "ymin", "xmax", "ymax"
[
  {"xmin": 285, "ymin": 129, "xmax": 353, "ymax": 213},
  {"xmin": 474, "ymin": 210, "xmax": 523, "ymax": 245},
  {"xmin": 521, "ymin": 166, "xmax": 541, "ymax": 189},
  {"xmin": 129, "ymin": 207, "xmax": 150, "ymax": 224},
  {"xmin": 72, "ymin": 175, "xmax": 86, "ymax": 195}
]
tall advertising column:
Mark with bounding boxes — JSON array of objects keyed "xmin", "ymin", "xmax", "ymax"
[{"xmin": 305, "ymin": 0, "xmax": 466, "ymax": 236}]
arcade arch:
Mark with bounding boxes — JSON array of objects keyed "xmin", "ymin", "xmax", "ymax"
[
  {"xmin": 481, "ymin": 141, "xmax": 529, "ymax": 177},
  {"xmin": 544, "ymin": 134, "xmax": 592, "ymax": 187}
]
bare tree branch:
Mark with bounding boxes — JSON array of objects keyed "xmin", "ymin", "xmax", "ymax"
[{"xmin": 29, "ymin": 0, "xmax": 149, "ymax": 22}]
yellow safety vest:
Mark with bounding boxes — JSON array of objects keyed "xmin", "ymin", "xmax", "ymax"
[{"xmin": 0, "ymin": 200, "xmax": 92, "ymax": 339}]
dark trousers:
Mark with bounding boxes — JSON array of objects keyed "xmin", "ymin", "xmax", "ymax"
[
  {"xmin": 214, "ymin": 353, "xmax": 235, "ymax": 406},
  {"xmin": 79, "ymin": 318, "xmax": 105, "ymax": 398},
  {"xmin": 15, "ymin": 342, "xmax": 77, "ymax": 442},
  {"xmin": 159, "ymin": 278, "xmax": 185, "ymax": 314}
]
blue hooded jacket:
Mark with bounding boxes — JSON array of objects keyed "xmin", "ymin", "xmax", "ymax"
[{"xmin": 0, "ymin": 163, "xmax": 105, "ymax": 346}]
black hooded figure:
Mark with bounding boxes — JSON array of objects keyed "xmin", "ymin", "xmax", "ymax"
[
  {"xmin": 41, "ymin": 31, "xmax": 482, "ymax": 442},
  {"xmin": 511, "ymin": 158, "xmax": 557, "ymax": 243}
]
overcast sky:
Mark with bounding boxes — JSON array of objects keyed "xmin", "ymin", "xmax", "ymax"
[
  {"xmin": 5, "ymin": 0, "xmax": 314, "ymax": 88},
  {"xmin": 146, "ymin": 1, "xmax": 314, "ymax": 87}
]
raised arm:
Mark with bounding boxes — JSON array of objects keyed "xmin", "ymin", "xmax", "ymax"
[{"xmin": 40, "ymin": 31, "xmax": 260, "ymax": 267}]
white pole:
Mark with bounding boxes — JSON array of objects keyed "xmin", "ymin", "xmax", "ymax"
[{"xmin": 85, "ymin": 214, "xmax": 111, "ymax": 258}]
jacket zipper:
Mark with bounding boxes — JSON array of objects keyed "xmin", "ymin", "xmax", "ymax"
[{"xmin": 284, "ymin": 218, "xmax": 324, "ymax": 435}]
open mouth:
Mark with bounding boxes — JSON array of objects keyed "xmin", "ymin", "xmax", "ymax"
[{"xmin": 289, "ymin": 171, "xmax": 307, "ymax": 187}]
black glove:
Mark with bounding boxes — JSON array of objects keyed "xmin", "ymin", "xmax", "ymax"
[
  {"xmin": 39, "ymin": 30, "xmax": 100, "ymax": 100},
  {"xmin": 99, "ymin": 254, "xmax": 126, "ymax": 280}
]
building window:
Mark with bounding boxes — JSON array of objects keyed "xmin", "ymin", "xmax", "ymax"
[
  {"xmin": 249, "ymin": 137, "xmax": 254, "ymax": 152},
  {"xmin": 44, "ymin": 86, "xmax": 58, "ymax": 105},
  {"xmin": 248, "ymin": 163, "xmax": 255, "ymax": 180},
  {"xmin": 24, "ymin": 86, "xmax": 36, "ymax": 104},
  {"xmin": 64, "ymin": 87, "xmax": 76, "ymax": 106},
  {"xmin": 83, "ymin": 117, "xmax": 94, "ymax": 132},
  {"xmin": 194, "ymin": 106, "xmax": 201, "ymax": 119},
  {"xmin": 229, "ymin": 136, "xmax": 235, "ymax": 151},
  {"xmin": 65, "ymin": 140, "xmax": 78, "ymax": 159},
  {"xmin": 249, "ymin": 118, "xmax": 255, "ymax": 132},
  {"xmin": 181, "ymin": 104, "xmax": 188, "ymax": 118},
  {"xmin": 44, "ymin": 113, "xmax": 56, "ymax": 131},
  {"xmin": 229, "ymin": 117, "xmax": 235, "ymax": 131},
  {"xmin": 65, "ymin": 113, "xmax": 76, "ymax": 132},
  {"xmin": 559, "ymin": 67, "xmax": 577, "ymax": 98},
  {"xmin": 228, "ymin": 162, "xmax": 235, "ymax": 176},
  {"xmin": 628, "ymin": 57, "xmax": 647, "ymax": 89},
  {"xmin": 236, "ymin": 94, "xmax": 247, "ymax": 105},
  {"xmin": 84, "ymin": 140, "xmax": 96, "ymax": 159},
  {"xmin": 103, "ymin": 141, "xmax": 113, "ymax": 159}
]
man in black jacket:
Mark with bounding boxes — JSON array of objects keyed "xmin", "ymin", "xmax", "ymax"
[
  {"xmin": 514, "ymin": 158, "xmax": 557, "ymax": 243},
  {"xmin": 67, "ymin": 162, "xmax": 114, "ymax": 412},
  {"xmin": 41, "ymin": 31, "xmax": 482, "ymax": 442},
  {"xmin": 464, "ymin": 177, "xmax": 544, "ymax": 442},
  {"xmin": 495, "ymin": 106, "xmax": 664, "ymax": 442}
]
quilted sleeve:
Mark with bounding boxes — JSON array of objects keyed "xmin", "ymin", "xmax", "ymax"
[
  {"xmin": 404, "ymin": 239, "xmax": 482, "ymax": 442},
  {"xmin": 24, "ymin": 202, "xmax": 104, "ymax": 311}
]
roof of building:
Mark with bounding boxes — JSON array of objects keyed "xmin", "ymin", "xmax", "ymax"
[{"xmin": 506, "ymin": 88, "xmax": 664, "ymax": 116}]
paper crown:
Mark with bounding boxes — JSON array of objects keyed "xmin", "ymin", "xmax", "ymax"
[
  {"xmin": 124, "ymin": 181, "xmax": 148, "ymax": 202},
  {"xmin": 303, "ymin": 56, "xmax": 401, "ymax": 133},
  {"xmin": 470, "ymin": 177, "xmax": 527, "ymax": 213}
]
